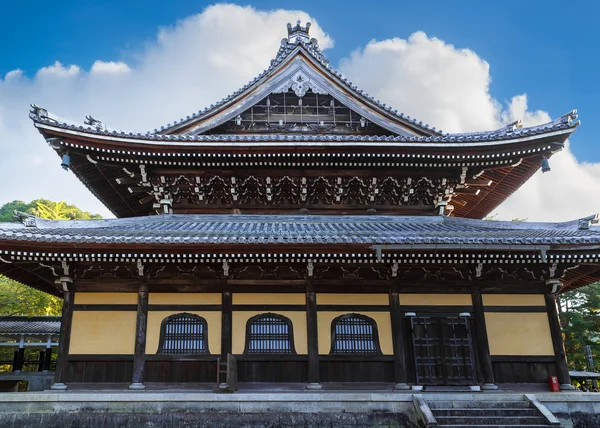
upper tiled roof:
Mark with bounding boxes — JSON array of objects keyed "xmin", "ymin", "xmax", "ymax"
[
  {"xmin": 30, "ymin": 108, "xmax": 579, "ymax": 145},
  {"xmin": 2, "ymin": 213, "xmax": 600, "ymax": 247},
  {"xmin": 0, "ymin": 317, "xmax": 61, "ymax": 336}
]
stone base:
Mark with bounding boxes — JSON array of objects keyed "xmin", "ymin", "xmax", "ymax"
[
  {"xmin": 469, "ymin": 385, "xmax": 481, "ymax": 391},
  {"xmin": 305, "ymin": 383, "xmax": 323, "ymax": 390},
  {"xmin": 129, "ymin": 382, "xmax": 146, "ymax": 390},
  {"xmin": 560, "ymin": 383, "xmax": 576, "ymax": 391},
  {"xmin": 393, "ymin": 383, "xmax": 411, "ymax": 390},
  {"xmin": 411, "ymin": 385, "xmax": 423, "ymax": 391},
  {"xmin": 481, "ymin": 383, "xmax": 499, "ymax": 390},
  {"xmin": 50, "ymin": 383, "xmax": 67, "ymax": 390}
]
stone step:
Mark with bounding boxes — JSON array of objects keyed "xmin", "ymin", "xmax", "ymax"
[
  {"xmin": 432, "ymin": 408, "xmax": 540, "ymax": 417},
  {"xmin": 435, "ymin": 416, "xmax": 547, "ymax": 425},
  {"xmin": 438, "ymin": 426, "xmax": 551, "ymax": 428},
  {"xmin": 428, "ymin": 400, "xmax": 531, "ymax": 409}
]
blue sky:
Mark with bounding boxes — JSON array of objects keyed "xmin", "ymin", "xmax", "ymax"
[{"xmin": 2, "ymin": 0, "xmax": 597, "ymax": 161}]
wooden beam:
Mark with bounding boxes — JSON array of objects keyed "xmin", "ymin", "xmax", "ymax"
[
  {"xmin": 130, "ymin": 283, "xmax": 148, "ymax": 390},
  {"xmin": 545, "ymin": 292, "xmax": 574, "ymax": 389},
  {"xmin": 471, "ymin": 287, "xmax": 497, "ymax": 389}
]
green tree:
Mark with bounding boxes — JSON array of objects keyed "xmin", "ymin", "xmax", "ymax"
[
  {"xmin": 0, "ymin": 199, "xmax": 102, "ymax": 222},
  {"xmin": 0, "ymin": 199, "xmax": 102, "ymax": 316},
  {"xmin": 560, "ymin": 283, "xmax": 600, "ymax": 371}
]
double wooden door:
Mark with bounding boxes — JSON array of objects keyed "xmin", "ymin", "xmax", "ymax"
[{"xmin": 410, "ymin": 314, "xmax": 476, "ymax": 385}]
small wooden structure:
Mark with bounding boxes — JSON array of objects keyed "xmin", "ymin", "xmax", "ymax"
[{"xmin": 0, "ymin": 22, "xmax": 598, "ymax": 391}]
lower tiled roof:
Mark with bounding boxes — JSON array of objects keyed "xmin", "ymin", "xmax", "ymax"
[
  {"xmin": 1, "ymin": 214, "xmax": 599, "ymax": 247},
  {"xmin": 0, "ymin": 317, "xmax": 60, "ymax": 336}
]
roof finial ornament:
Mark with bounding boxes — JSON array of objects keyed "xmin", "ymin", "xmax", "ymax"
[{"xmin": 287, "ymin": 20, "xmax": 311, "ymax": 44}]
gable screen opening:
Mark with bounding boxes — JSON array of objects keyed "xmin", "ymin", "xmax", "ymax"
[
  {"xmin": 244, "ymin": 313, "xmax": 296, "ymax": 354},
  {"xmin": 330, "ymin": 313, "xmax": 381, "ymax": 355},
  {"xmin": 157, "ymin": 313, "xmax": 209, "ymax": 354}
]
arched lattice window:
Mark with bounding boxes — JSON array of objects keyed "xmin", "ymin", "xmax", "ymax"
[
  {"xmin": 157, "ymin": 313, "xmax": 209, "ymax": 354},
  {"xmin": 244, "ymin": 313, "xmax": 296, "ymax": 354},
  {"xmin": 330, "ymin": 313, "xmax": 381, "ymax": 355}
]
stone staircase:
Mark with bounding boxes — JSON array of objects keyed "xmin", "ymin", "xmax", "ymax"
[{"xmin": 426, "ymin": 399, "xmax": 555, "ymax": 427}]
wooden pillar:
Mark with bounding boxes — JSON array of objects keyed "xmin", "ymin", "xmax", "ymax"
[
  {"xmin": 471, "ymin": 287, "xmax": 497, "ymax": 389},
  {"xmin": 44, "ymin": 346, "xmax": 53, "ymax": 372},
  {"xmin": 306, "ymin": 280, "xmax": 322, "ymax": 390},
  {"xmin": 389, "ymin": 286, "xmax": 410, "ymax": 389},
  {"xmin": 221, "ymin": 284, "xmax": 232, "ymax": 358},
  {"xmin": 51, "ymin": 288, "xmax": 74, "ymax": 390},
  {"xmin": 130, "ymin": 283, "xmax": 148, "ymax": 390},
  {"xmin": 37, "ymin": 350, "xmax": 45, "ymax": 372},
  {"xmin": 545, "ymin": 289, "xmax": 574, "ymax": 389}
]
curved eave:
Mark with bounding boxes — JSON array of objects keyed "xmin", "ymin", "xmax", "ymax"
[{"xmin": 34, "ymin": 120, "xmax": 576, "ymax": 150}]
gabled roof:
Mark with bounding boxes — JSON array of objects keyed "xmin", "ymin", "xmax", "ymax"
[{"xmin": 155, "ymin": 22, "xmax": 439, "ymax": 137}]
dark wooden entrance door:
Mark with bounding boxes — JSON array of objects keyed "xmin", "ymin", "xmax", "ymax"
[{"xmin": 410, "ymin": 315, "xmax": 476, "ymax": 385}]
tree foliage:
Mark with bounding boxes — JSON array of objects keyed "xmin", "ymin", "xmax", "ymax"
[
  {"xmin": 0, "ymin": 199, "xmax": 102, "ymax": 316},
  {"xmin": 0, "ymin": 199, "xmax": 102, "ymax": 222},
  {"xmin": 560, "ymin": 283, "xmax": 600, "ymax": 371}
]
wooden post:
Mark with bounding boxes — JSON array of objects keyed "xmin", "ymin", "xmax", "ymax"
[
  {"xmin": 44, "ymin": 346, "xmax": 53, "ymax": 372},
  {"xmin": 221, "ymin": 286, "xmax": 232, "ymax": 358},
  {"xmin": 389, "ymin": 286, "xmax": 410, "ymax": 390},
  {"xmin": 51, "ymin": 288, "xmax": 74, "ymax": 390},
  {"xmin": 545, "ymin": 288, "xmax": 574, "ymax": 390},
  {"xmin": 471, "ymin": 287, "xmax": 497, "ymax": 389},
  {"xmin": 130, "ymin": 283, "xmax": 148, "ymax": 390},
  {"xmin": 306, "ymin": 280, "xmax": 322, "ymax": 390}
]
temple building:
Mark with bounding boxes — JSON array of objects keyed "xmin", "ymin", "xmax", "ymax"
[{"xmin": 1, "ymin": 22, "xmax": 599, "ymax": 391}]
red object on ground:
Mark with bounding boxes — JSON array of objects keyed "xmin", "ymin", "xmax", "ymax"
[{"xmin": 549, "ymin": 376, "xmax": 560, "ymax": 392}]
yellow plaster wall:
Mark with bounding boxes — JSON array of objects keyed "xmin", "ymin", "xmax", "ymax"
[
  {"xmin": 485, "ymin": 312, "xmax": 554, "ymax": 356},
  {"xmin": 145, "ymin": 311, "xmax": 221, "ymax": 355},
  {"xmin": 483, "ymin": 294, "xmax": 545, "ymax": 307},
  {"xmin": 70, "ymin": 311, "xmax": 136, "ymax": 354},
  {"xmin": 317, "ymin": 311, "xmax": 393, "ymax": 355},
  {"xmin": 74, "ymin": 293, "xmax": 137, "ymax": 305},
  {"xmin": 400, "ymin": 294, "xmax": 472, "ymax": 306},
  {"xmin": 317, "ymin": 294, "xmax": 388, "ymax": 305},
  {"xmin": 232, "ymin": 311, "xmax": 307, "ymax": 355},
  {"xmin": 233, "ymin": 293, "xmax": 305, "ymax": 305},
  {"xmin": 149, "ymin": 293, "xmax": 221, "ymax": 305}
]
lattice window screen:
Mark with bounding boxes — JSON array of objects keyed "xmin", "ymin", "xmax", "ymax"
[
  {"xmin": 331, "ymin": 315, "xmax": 380, "ymax": 355},
  {"xmin": 158, "ymin": 314, "xmax": 208, "ymax": 354},
  {"xmin": 246, "ymin": 314, "xmax": 294, "ymax": 354}
]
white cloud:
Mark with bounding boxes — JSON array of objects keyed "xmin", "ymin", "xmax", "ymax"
[
  {"xmin": 0, "ymin": 4, "xmax": 596, "ymax": 222},
  {"xmin": 90, "ymin": 61, "xmax": 131, "ymax": 75}
]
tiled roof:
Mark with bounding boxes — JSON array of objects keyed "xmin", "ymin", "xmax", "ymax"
[
  {"xmin": 2, "ymin": 214, "xmax": 600, "ymax": 247},
  {"xmin": 0, "ymin": 317, "xmax": 60, "ymax": 336},
  {"xmin": 30, "ymin": 108, "xmax": 579, "ymax": 145}
]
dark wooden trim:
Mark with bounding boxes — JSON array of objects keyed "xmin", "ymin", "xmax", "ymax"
[
  {"xmin": 484, "ymin": 306, "xmax": 546, "ymax": 313},
  {"xmin": 68, "ymin": 355, "xmax": 134, "ymax": 361},
  {"xmin": 55, "ymin": 290, "xmax": 74, "ymax": 384},
  {"xmin": 131, "ymin": 283, "xmax": 148, "ymax": 385},
  {"xmin": 148, "ymin": 304, "xmax": 222, "ymax": 311},
  {"xmin": 318, "ymin": 355, "xmax": 395, "ymax": 362},
  {"xmin": 491, "ymin": 355, "xmax": 556, "ymax": 363},
  {"xmin": 317, "ymin": 305, "xmax": 389, "ymax": 312},
  {"xmin": 306, "ymin": 281, "xmax": 319, "ymax": 384},
  {"xmin": 545, "ymin": 293, "xmax": 571, "ymax": 385},
  {"xmin": 156, "ymin": 313, "xmax": 210, "ymax": 355},
  {"xmin": 234, "ymin": 354, "xmax": 308, "ymax": 362},
  {"xmin": 329, "ymin": 313, "xmax": 382, "ymax": 356},
  {"xmin": 144, "ymin": 354, "xmax": 219, "ymax": 361},
  {"xmin": 73, "ymin": 304, "xmax": 137, "ymax": 311},
  {"xmin": 472, "ymin": 287, "xmax": 495, "ymax": 385},
  {"xmin": 232, "ymin": 304, "xmax": 306, "ymax": 311},
  {"xmin": 221, "ymin": 287, "xmax": 232, "ymax": 358},
  {"xmin": 389, "ymin": 289, "xmax": 408, "ymax": 384},
  {"xmin": 243, "ymin": 313, "xmax": 297, "ymax": 355},
  {"xmin": 398, "ymin": 305, "xmax": 473, "ymax": 313}
]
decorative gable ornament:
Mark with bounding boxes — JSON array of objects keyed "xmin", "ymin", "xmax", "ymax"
[{"xmin": 274, "ymin": 70, "xmax": 328, "ymax": 98}]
